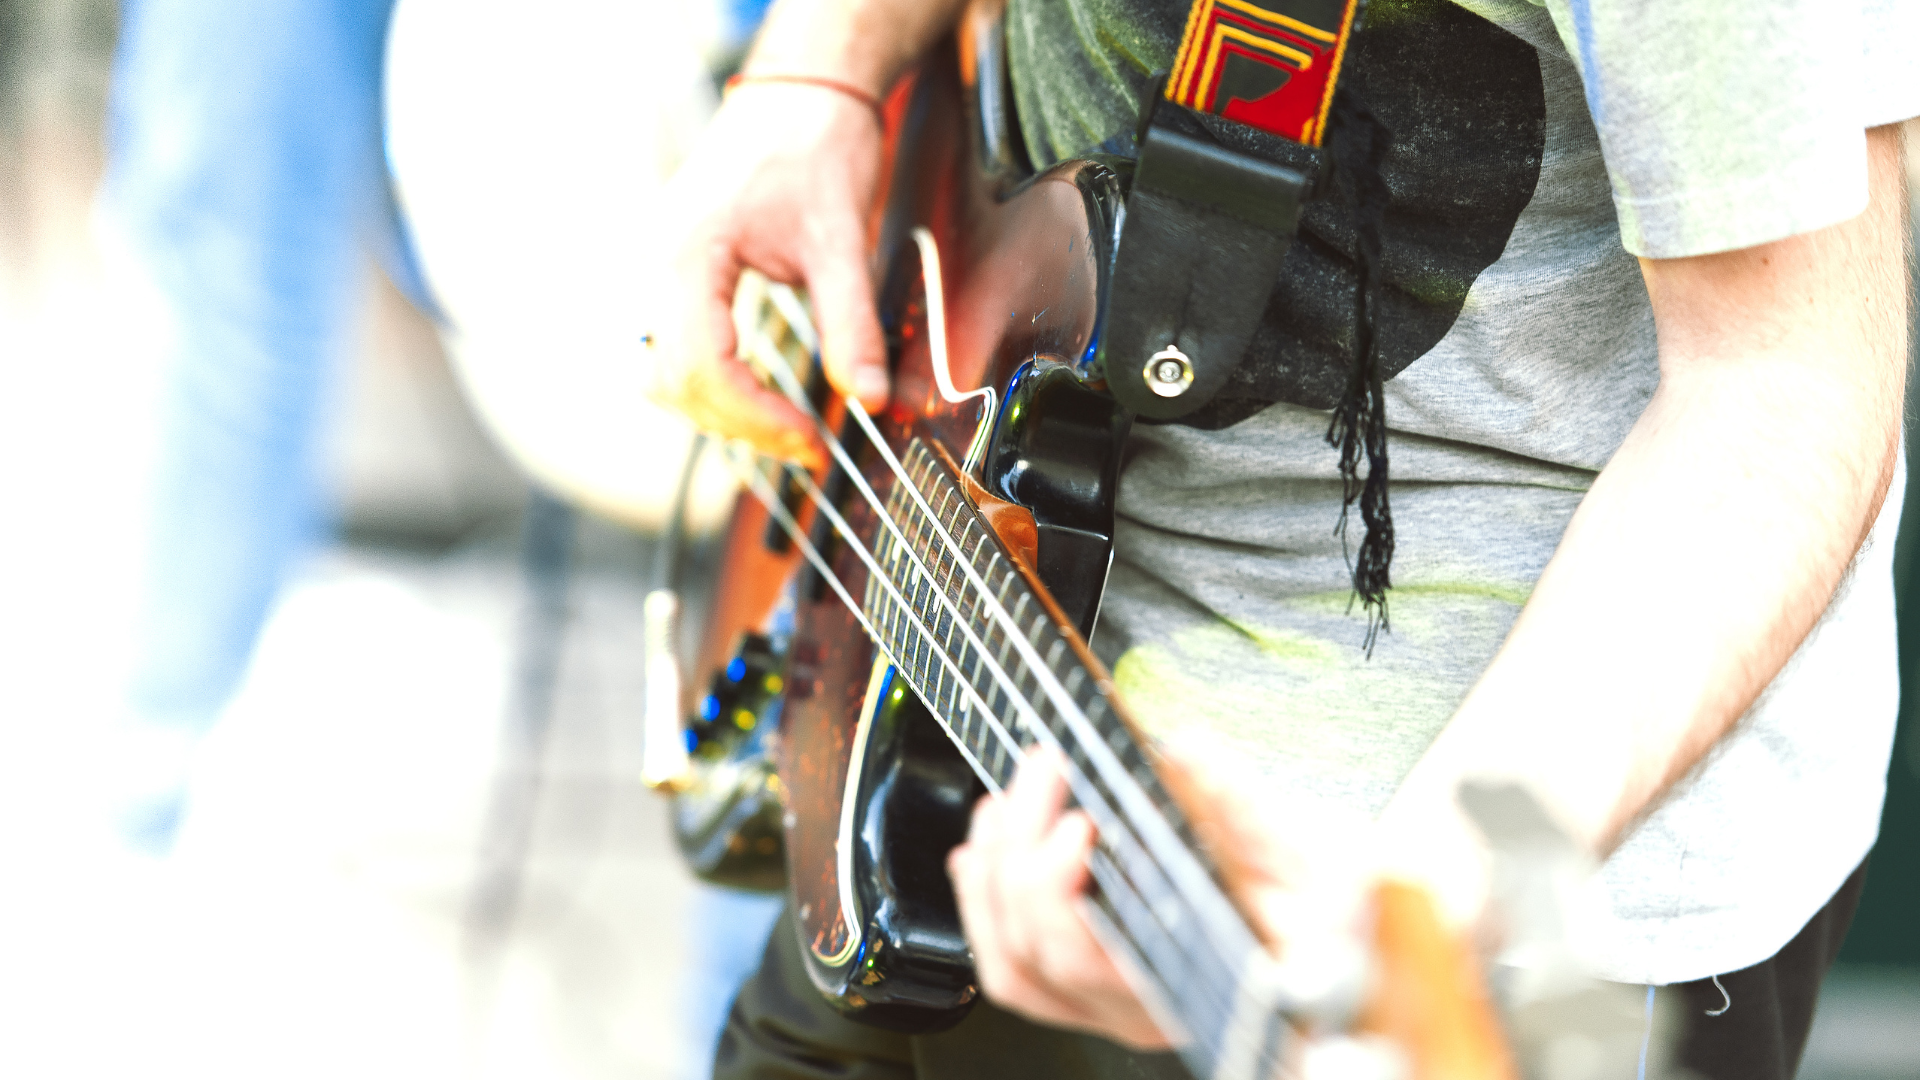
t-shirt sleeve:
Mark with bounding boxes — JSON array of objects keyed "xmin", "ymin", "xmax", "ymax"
[
  {"xmin": 1537, "ymin": 0, "xmax": 1918, "ymax": 259},
  {"xmin": 1862, "ymin": 0, "xmax": 1920, "ymax": 128}
]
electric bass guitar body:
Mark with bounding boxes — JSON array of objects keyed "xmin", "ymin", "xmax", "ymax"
[{"xmin": 778, "ymin": 47, "xmax": 1134, "ymax": 1030}]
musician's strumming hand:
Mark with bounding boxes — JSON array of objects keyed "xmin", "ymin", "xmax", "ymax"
[
  {"xmin": 647, "ymin": 82, "xmax": 886, "ymax": 470},
  {"xmin": 644, "ymin": 0, "xmax": 969, "ymax": 469}
]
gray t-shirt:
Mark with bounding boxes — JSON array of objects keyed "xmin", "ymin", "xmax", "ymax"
[{"xmin": 1007, "ymin": 0, "xmax": 1919, "ymax": 983}]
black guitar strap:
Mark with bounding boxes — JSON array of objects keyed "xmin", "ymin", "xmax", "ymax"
[
  {"xmin": 1100, "ymin": 0, "xmax": 1394, "ymax": 641},
  {"xmin": 1103, "ymin": 0, "xmax": 1362, "ymax": 417}
]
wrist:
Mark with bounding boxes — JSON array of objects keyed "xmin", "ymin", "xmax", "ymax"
[
  {"xmin": 742, "ymin": 1, "xmax": 924, "ymax": 105},
  {"xmin": 723, "ymin": 73, "xmax": 885, "ymax": 127}
]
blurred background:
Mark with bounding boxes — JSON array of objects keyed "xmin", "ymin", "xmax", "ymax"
[
  {"xmin": 0, "ymin": 1, "xmax": 761, "ymax": 1077},
  {"xmin": 0, "ymin": 2, "xmax": 1914, "ymax": 1078}
]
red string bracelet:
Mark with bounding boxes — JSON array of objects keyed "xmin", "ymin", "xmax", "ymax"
[{"xmin": 723, "ymin": 73, "xmax": 885, "ymax": 126}]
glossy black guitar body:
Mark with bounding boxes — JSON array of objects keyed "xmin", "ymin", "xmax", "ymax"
[{"xmin": 771, "ymin": 36, "xmax": 1136, "ymax": 1032}]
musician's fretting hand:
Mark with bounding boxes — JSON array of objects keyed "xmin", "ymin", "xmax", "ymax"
[
  {"xmin": 947, "ymin": 747, "xmax": 1373, "ymax": 1051},
  {"xmin": 644, "ymin": 0, "xmax": 968, "ymax": 469},
  {"xmin": 947, "ymin": 752, "xmax": 1174, "ymax": 1049}
]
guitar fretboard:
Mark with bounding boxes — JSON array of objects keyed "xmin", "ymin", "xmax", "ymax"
[
  {"xmin": 860, "ymin": 439, "xmax": 1291, "ymax": 1080},
  {"xmin": 864, "ymin": 442, "xmax": 1158, "ymax": 796}
]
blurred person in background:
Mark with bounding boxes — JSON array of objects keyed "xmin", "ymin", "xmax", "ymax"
[
  {"xmin": 101, "ymin": 0, "xmax": 422, "ymax": 854},
  {"xmin": 104, "ymin": 0, "xmax": 782, "ymax": 1074}
]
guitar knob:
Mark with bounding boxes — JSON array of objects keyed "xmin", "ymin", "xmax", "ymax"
[{"xmin": 693, "ymin": 633, "xmax": 783, "ymax": 740}]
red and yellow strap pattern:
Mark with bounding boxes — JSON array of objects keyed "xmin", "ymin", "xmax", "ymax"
[{"xmin": 1167, "ymin": 0, "xmax": 1362, "ymax": 147}]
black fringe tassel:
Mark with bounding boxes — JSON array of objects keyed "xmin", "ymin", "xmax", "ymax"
[{"xmin": 1325, "ymin": 90, "xmax": 1395, "ymax": 655}]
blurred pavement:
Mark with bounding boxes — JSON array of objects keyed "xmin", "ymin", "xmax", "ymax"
[{"xmin": 0, "ymin": 3, "xmax": 729, "ymax": 1076}]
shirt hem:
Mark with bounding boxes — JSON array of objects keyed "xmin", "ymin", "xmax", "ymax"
[{"xmin": 1611, "ymin": 146, "xmax": 1869, "ymax": 260}]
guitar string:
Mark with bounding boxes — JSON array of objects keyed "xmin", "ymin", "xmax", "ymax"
[
  {"xmin": 744, "ymin": 368, "xmax": 1251, "ymax": 976},
  {"xmin": 737, "ymin": 278, "xmax": 1290, "ymax": 1071},
  {"xmin": 719, "ymin": 441, "xmax": 1260, "ymax": 1060},
  {"xmin": 747, "ymin": 313, "xmax": 1252, "ymax": 954},
  {"xmin": 881, "ymin": 222, "xmax": 1254, "ymax": 1033},
  {"xmin": 715, "ymin": 444, "xmax": 999, "ymax": 791},
  {"xmin": 741, "ymin": 324, "xmax": 1163, "ymax": 835},
  {"xmin": 740, "ymin": 294, "xmax": 1288, "ymax": 1070},
  {"xmin": 768, "ymin": 444, "xmax": 1251, "ymax": 1018},
  {"xmin": 738, "ymin": 439, "xmax": 1170, "ymax": 902},
  {"xmin": 851, "ymin": 452, "xmax": 1261, "ymax": 1052}
]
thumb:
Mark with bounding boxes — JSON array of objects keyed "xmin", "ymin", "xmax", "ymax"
[{"xmin": 804, "ymin": 231, "xmax": 890, "ymax": 411}]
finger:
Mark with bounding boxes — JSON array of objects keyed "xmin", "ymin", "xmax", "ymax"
[
  {"xmin": 802, "ymin": 222, "xmax": 890, "ymax": 411},
  {"xmin": 960, "ymin": 792, "xmax": 1085, "ymax": 1022},
  {"xmin": 1023, "ymin": 810, "xmax": 1105, "ymax": 985},
  {"xmin": 951, "ymin": 796, "xmax": 1017, "ymax": 996},
  {"xmin": 1035, "ymin": 808, "xmax": 1095, "ymax": 902},
  {"xmin": 1005, "ymin": 749, "xmax": 1071, "ymax": 845},
  {"xmin": 955, "ymin": 832, "xmax": 1108, "ymax": 1032},
  {"xmin": 1020, "ymin": 812, "xmax": 1154, "ymax": 1028},
  {"xmin": 680, "ymin": 350, "xmax": 827, "ymax": 470},
  {"xmin": 657, "ymin": 237, "xmax": 825, "ymax": 468},
  {"xmin": 996, "ymin": 751, "xmax": 1073, "ymax": 964},
  {"xmin": 957, "ymin": 795, "xmax": 1172, "ymax": 1045},
  {"xmin": 1001, "ymin": 758, "xmax": 1175, "ymax": 1050},
  {"xmin": 682, "ymin": 233, "xmax": 743, "ymax": 380},
  {"xmin": 994, "ymin": 756, "xmax": 1118, "ymax": 1019}
]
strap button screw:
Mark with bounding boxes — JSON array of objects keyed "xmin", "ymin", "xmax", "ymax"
[{"xmin": 1144, "ymin": 346, "xmax": 1194, "ymax": 398}]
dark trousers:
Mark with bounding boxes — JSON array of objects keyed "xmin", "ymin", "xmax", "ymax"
[
  {"xmin": 1660, "ymin": 859, "xmax": 1868, "ymax": 1080},
  {"xmin": 716, "ymin": 861, "xmax": 1868, "ymax": 1080}
]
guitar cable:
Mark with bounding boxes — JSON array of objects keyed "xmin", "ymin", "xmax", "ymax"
[{"xmin": 640, "ymin": 432, "xmax": 707, "ymax": 791}]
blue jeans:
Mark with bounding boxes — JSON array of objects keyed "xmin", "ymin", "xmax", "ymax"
[
  {"xmin": 106, "ymin": 0, "xmax": 405, "ymax": 761},
  {"xmin": 103, "ymin": 3, "xmax": 782, "ymax": 1072}
]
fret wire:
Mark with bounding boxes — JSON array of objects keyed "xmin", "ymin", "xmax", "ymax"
[
  {"xmin": 743, "ymin": 444, "xmax": 1277, "ymax": 1080},
  {"xmin": 752, "ymin": 321, "xmax": 1226, "ymax": 939},
  {"xmin": 718, "ymin": 445, "xmax": 997, "ymax": 797},
  {"xmin": 1087, "ymin": 853, "xmax": 1239, "ymax": 1062},
  {"xmin": 910, "ymin": 535, "xmax": 966, "ymax": 723},
  {"xmin": 744, "ymin": 334, "xmax": 1274, "ymax": 1045},
  {"xmin": 740, "ymin": 326, "xmax": 1299, "ymax": 1080}
]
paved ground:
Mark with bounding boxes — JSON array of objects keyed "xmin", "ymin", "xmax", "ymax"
[{"xmin": 0, "ymin": 532, "xmax": 763, "ymax": 1080}]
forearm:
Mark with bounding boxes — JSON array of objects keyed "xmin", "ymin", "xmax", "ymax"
[
  {"xmin": 744, "ymin": 0, "xmax": 969, "ymax": 96},
  {"xmin": 1381, "ymin": 126, "xmax": 1909, "ymax": 908},
  {"xmin": 1388, "ymin": 349, "xmax": 1901, "ymax": 852}
]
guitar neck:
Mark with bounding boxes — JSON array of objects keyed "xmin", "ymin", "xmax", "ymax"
[
  {"xmin": 868, "ymin": 440, "xmax": 1145, "ymax": 792},
  {"xmin": 863, "ymin": 437, "xmax": 1302, "ymax": 1080},
  {"xmin": 736, "ymin": 286, "xmax": 1313, "ymax": 1080}
]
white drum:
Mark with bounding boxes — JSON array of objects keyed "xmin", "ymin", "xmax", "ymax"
[{"xmin": 383, "ymin": 0, "xmax": 738, "ymax": 531}]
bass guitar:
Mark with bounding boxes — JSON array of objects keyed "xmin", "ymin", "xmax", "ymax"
[{"xmin": 658, "ymin": 8, "xmax": 1519, "ymax": 1080}]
